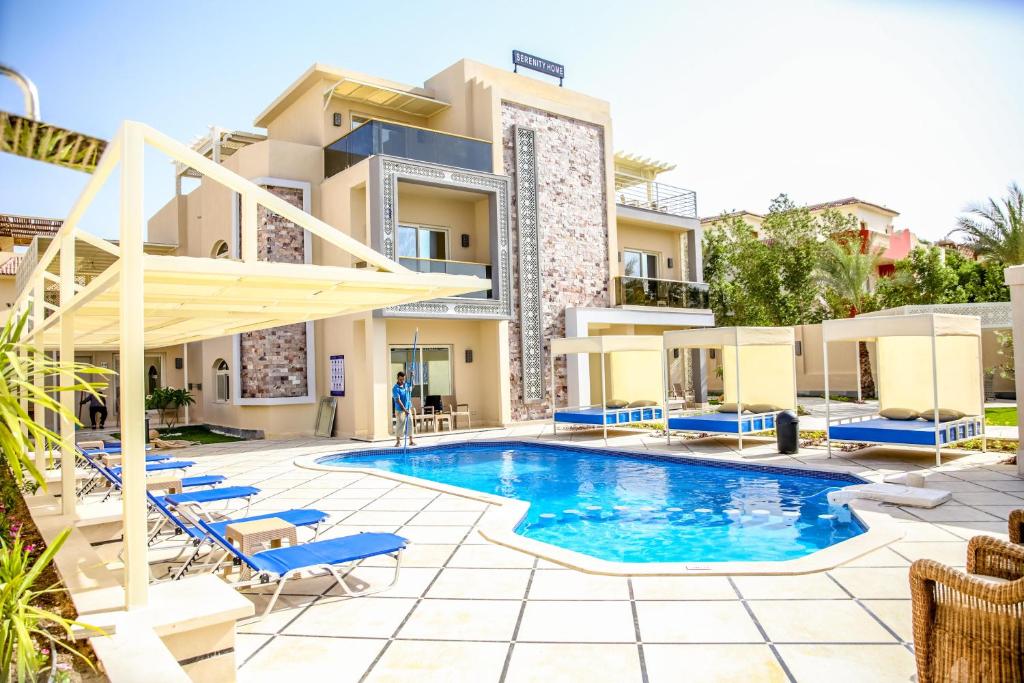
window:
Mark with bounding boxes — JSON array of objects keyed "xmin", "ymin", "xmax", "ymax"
[
  {"xmin": 624, "ymin": 249, "xmax": 658, "ymax": 279},
  {"xmin": 214, "ymin": 359, "xmax": 230, "ymax": 402},
  {"xmin": 389, "ymin": 345, "xmax": 453, "ymax": 402},
  {"xmin": 398, "ymin": 225, "xmax": 448, "ymax": 261},
  {"xmin": 211, "ymin": 240, "xmax": 230, "ymax": 259}
]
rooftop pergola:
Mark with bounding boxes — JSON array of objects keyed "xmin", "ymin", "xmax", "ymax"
[{"xmin": 12, "ymin": 121, "xmax": 489, "ymax": 610}]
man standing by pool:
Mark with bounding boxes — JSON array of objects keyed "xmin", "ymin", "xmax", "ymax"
[{"xmin": 393, "ymin": 371, "xmax": 415, "ymax": 447}]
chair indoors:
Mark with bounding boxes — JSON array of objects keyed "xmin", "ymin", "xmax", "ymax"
[{"xmin": 909, "ymin": 535, "xmax": 1024, "ymax": 683}]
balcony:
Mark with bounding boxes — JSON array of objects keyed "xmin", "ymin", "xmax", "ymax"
[
  {"xmin": 615, "ymin": 275, "xmax": 709, "ymax": 309},
  {"xmin": 325, "ymin": 120, "xmax": 492, "ymax": 179},
  {"xmin": 615, "ymin": 179, "xmax": 697, "ymax": 219},
  {"xmin": 399, "ymin": 257, "xmax": 493, "ymax": 299}
]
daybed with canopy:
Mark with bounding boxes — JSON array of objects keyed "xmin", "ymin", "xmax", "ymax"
[
  {"xmin": 549, "ymin": 335, "xmax": 665, "ymax": 440},
  {"xmin": 663, "ymin": 327, "xmax": 797, "ymax": 449},
  {"xmin": 823, "ymin": 313, "xmax": 986, "ymax": 465}
]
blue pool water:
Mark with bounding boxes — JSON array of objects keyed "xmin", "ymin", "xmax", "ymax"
[{"xmin": 318, "ymin": 442, "xmax": 866, "ymax": 563}]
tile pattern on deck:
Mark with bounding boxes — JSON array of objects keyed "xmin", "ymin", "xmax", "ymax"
[{"xmin": 155, "ymin": 424, "xmax": 1021, "ymax": 683}]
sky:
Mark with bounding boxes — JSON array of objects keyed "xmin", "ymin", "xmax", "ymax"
[{"xmin": 0, "ymin": 0, "xmax": 1022, "ymax": 241}]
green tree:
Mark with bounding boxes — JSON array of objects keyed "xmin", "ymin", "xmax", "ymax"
[
  {"xmin": 0, "ymin": 314, "xmax": 111, "ymax": 486},
  {"xmin": 952, "ymin": 183, "xmax": 1024, "ymax": 264},
  {"xmin": 703, "ymin": 195, "xmax": 857, "ymax": 326},
  {"xmin": 944, "ymin": 249, "xmax": 1010, "ymax": 303},
  {"xmin": 875, "ymin": 246, "xmax": 958, "ymax": 308},
  {"xmin": 817, "ymin": 240, "xmax": 881, "ymax": 317}
]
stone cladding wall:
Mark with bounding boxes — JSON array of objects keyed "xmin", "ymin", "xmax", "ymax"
[
  {"xmin": 239, "ymin": 185, "xmax": 309, "ymax": 399},
  {"xmin": 501, "ymin": 102, "xmax": 609, "ymax": 420}
]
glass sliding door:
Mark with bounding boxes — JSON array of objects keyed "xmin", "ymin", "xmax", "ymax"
[{"xmin": 389, "ymin": 345, "xmax": 453, "ymax": 402}]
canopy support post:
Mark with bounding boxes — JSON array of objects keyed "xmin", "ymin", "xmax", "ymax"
[
  {"xmin": 664, "ymin": 348, "xmax": 672, "ymax": 446},
  {"xmin": 600, "ymin": 349, "xmax": 607, "ymax": 443},
  {"xmin": 182, "ymin": 342, "xmax": 189, "ymax": 426},
  {"xmin": 119, "ymin": 124, "xmax": 148, "ymax": 610},
  {"xmin": 32, "ymin": 277, "xmax": 46, "ymax": 473},
  {"xmin": 734, "ymin": 330, "xmax": 743, "ymax": 452},
  {"xmin": 549, "ymin": 351, "xmax": 555, "ymax": 439},
  {"xmin": 976, "ymin": 334, "xmax": 986, "ymax": 453},
  {"xmin": 930, "ymin": 319, "xmax": 941, "ymax": 467},
  {"xmin": 855, "ymin": 342, "xmax": 862, "ymax": 403},
  {"xmin": 823, "ymin": 338, "xmax": 832, "ymax": 458},
  {"xmin": 59, "ymin": 234, "xmax": 76, "ymax": 514}
]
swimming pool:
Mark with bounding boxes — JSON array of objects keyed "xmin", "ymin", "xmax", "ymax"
[{"xmin": 317, "ymin": 442, "xmax": 867, "ymax": 564}]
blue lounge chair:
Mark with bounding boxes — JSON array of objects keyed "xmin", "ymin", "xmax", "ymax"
[
  {"xmin": 196, "ymin": 519, "xmax": 408, "ymax": 618},
  {"xmin": 143, "ymin": 492, "xmax": 328, "ymax": 578},
  {"xmin": 77, "ymin": 453, "xmax": 224, "ymax": 499},
  {"xmin": 109, "ymin": 460, "xmax": 196, "ymax": 476}
]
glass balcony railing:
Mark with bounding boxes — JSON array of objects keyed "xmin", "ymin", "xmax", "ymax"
[
  {"xmin": 399, "ymin": 257, "xmax": 493, "ymax": 299},
  {"xmin": 325, "ymin": 120, "xmax": 492, "ymax": 178},
  {"xmin": 615, "ymin": 275, "xmax": 709, "ymax": 309}
]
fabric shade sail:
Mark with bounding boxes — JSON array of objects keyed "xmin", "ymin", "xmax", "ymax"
[
  {"xmin": 664, "ymin": 327, "xmax": 796, "ymax": 411},
  {"xmin": 823, "ymin": 314, "xmax": 982, "ymax": 416},
  {"xmin": 551, "ymin": 335, "xmax": 663, "ymax": 355}
]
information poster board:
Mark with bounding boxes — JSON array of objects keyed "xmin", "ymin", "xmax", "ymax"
[{"xmin": 330, "ymin": 354, "xmax": 345, "ymax": 397}]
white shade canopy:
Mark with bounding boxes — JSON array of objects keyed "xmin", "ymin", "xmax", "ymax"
[
  {"xmin": 551, "ymin": 335, "xmax": 663, "ymax": 356},
  {"xmin": 663, "ymin": 326, "xmax": 794, "ymax": 350},
  {"xmin": 823, "ymin": 314, "xmax": 980, "ymax": 343}
]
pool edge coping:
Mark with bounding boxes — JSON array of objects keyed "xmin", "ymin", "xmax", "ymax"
[{"xmin": 294, "ymin": 439, "xmax": 905, "ymax": 576}]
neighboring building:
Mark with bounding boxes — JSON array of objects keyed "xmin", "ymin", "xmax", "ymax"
[
  {"xmin": 136, "ymin": 59, "xmax": 713, "ymax": 439},
  {"xmin": 702, "ymin": 197, "xmax": 919, "ymax": 282},
  {"xmin": 0, "ymin": 214, "xmax": 61, "ymax": 310}
]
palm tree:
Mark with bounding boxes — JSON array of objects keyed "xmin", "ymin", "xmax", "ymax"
[
  {"xmin": 817, "ymin": 240, "xmax": 882, "ymax": 317},
  {"xmin": 953, "ymin": 183, "xmax": 1024, "ymax": 264},
  {"xmin": 0, "ymin": 313, "xmax": 110, "ymax": 486},
  {"xmin": 817, "ymin": 240, "xmax": 882, "ymax": 399}
]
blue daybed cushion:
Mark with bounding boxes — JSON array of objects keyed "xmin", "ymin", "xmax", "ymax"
[
  {"xmin": 668, "ymin": 411, "xmax": 776, "ymax": 434},
  {"xmin": 555, "ymin": 406, "xmax": 663, "ymax": 425},
  {"xmin": 829, "ymin": 417, "xmax": 981, "ymax": 446}
]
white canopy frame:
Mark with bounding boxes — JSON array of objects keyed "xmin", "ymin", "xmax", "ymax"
[
  {"xmin": 821, "ymin": 314, "xmax": 986, "ymax": 465},
  {"xmin": 662, "ymin": 327, "xmax": 797, "ymax": 450},
  {"xmin": 548, "ymin": 335, "xmax": 665, "ymax": 441},
  {"xmin": 11, "ymin": 121, "xmax": 489, "ymax": 611}
]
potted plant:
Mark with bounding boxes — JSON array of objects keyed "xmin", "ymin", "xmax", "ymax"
[{"xmin": 145, "ymin": 388, "xmax": 194, "ymax": 430}]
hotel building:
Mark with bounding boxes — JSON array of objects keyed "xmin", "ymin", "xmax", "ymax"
[{"xmin": 131, "ymin": 59, "xmax": 714, "ymax": 439}]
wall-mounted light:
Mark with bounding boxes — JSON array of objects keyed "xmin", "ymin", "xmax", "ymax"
[
  {"xmin": 461, "ymin": 234, "xmax": 470, "ymax": 248},
  {"xmin": 667, "ymin": 257, "xmax": 674, "ymax": 269},
  {"xmin": 465, "ymin": 349, "xmax": 474, "ymax": 363},
  {"xmin": 175, "ymin": 357, "xmax": 183, "ymax": 370},
  {"xmin": 709, "ymin": 349, "xmax": 716, "ymax": 360},
  {"xmin": 795, "ymin": 341, "xmax": 803, "ymax": 357},
  {"xmin": 332, "ymin": 113, "xmax": 342, "ymax": 127},
  {"xmin": 617, "ymin": 251, "xmax": 622, "ymax": 262},
  {"xmin": 672, "ymin": 349, "xmax": 680, "ymax": 359}
]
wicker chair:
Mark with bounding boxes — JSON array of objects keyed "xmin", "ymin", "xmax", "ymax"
[
  {"xmin": 910, "ymin": 535, "xmax": 1024, "ymax": 683},
  {"xmin": 1010, "ymin": 509, "xmax": 1022, "ymax": 545}
]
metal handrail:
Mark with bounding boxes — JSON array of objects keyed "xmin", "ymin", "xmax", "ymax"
[{"xmin": 615, "ymin": 179, "xmax": 697, "ymax": 218}]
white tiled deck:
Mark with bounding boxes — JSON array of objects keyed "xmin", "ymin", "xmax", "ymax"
[{"xmin": 164, "ymin": 424, "xmax": 1021, "ymax": 683}]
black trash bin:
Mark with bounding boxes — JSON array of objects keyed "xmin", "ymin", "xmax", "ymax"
[{"xmin": 776, "ymin": 410, "xmax": 798, "ymax": 454}]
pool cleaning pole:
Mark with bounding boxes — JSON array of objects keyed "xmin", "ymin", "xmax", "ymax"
[{"xmin": 405, "ymin": 328, "xmax": 418, "ymax": 453}]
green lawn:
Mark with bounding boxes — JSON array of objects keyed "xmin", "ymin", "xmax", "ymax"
[
  {"xmin": 111, "ymin": 425, "xmax": 245, "ymax": 444},
  {"xmin": 985, "ymin": 406, "xmax": 1018, "ymax": 426}
]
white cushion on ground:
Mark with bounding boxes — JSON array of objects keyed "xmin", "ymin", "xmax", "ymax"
[{"xmin": 826, "ymin": 483, "xmax": 952, "ymax": 508}]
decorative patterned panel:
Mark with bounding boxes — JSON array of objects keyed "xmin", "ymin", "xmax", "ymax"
[
  {"xmin": 513, "ymin": 126, "xmax": 545, "ymax": 403},
  {"xmin": 375, "ymin": 156, "xmax": 513, "ymax": 320}
]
